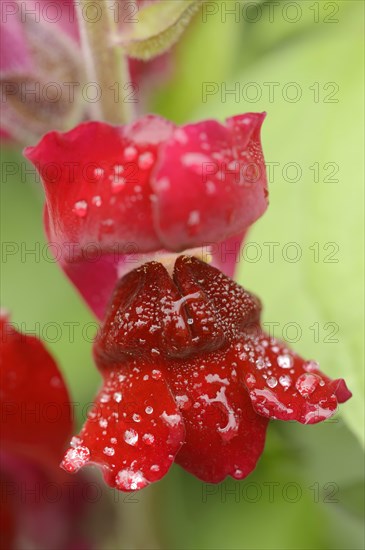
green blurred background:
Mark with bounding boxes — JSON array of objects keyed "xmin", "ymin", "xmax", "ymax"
[{"xmin": 1, "ymin": 1, "xmax": 364, "ymax": 548}]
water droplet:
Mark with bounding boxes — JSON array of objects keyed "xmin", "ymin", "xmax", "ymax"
[
  {"xmin": 73, "ymin": 200, "xmax": 88, "ymax": 218},
  {"xmin": 124, "ymin": 429, "xmax": 138, "ymax": 446},
  {"xmin": 245, "ymin": 373, "xmax": 256, "ymax": 389},
  {"xmin": 99, "ymin": 418, "xmax": 108, "ymax": 428},
  {"xmin": 277, "ymin": 354, "xmax": 293, "ymax": 369},
  {"xmin": 150, "ymin": 464, "xmax": 160, "ymax": 472},
  {"xmin": 133, "ymin": 413, "xmax": 141, "ymax": 423},
  {"xmin": 115, "ymin": 469, "xmax": 148, "ymax": 491},
  {"xmin": 295, "ymin": 373, "xmax": 320, "ymax": 398},
  {"xmin": 187, "ymin": 210, "xmax": 200, "ymax": 228},
  {"xmin": 145, "ymin": 406, "xmax": 153, "ymax": 415},
  {"xmin": 113, "ymin": 392, "xmax": 122, "ymax": 403},
  {"xmin": 266, "ymin": 376, "xmax": 278, "ymax": 388},
  {"xmin": 70, "ymin": 436, "xmax": 81, "ymax": 448},
  {"xmin": 279, "ymin": 374, "xmax": 292, "ymax": 388},
  {"xmin": 111, "ymin": 175, "xmax": 126, "ymax": 193},
  {"xmin": 92, "ymin": 195, "xmax": 102, "ymax": 207},
  {"xmin": 206, "ymin": 181, "xmax": 216, "ymax": 195},
  {"xmin": 100, "ymin": 219, "xmax": 115, "ymax": 233},
  {"xmin": 255, "ymin": 358, "xmax": 266, "ymax": 370},
  {"xmin": 61, "ymin": 445, "xmax": 90, "ymax": 473},
  {"xmin": 151, "ymin": 369, "xmax": 162, "ymax": 380},
  {"xmin": 124, "ymin": 146, "xmax": 137, "ymax": 162},
  {"xmin": 100, "ymin": 393, "xmax": 110, "ymax": 403},
  {"xmin": 138, "ymin": 151, "xmax": 154, "ymax": 170},
  {"xmin": 103, "ymin": 446, "xmax": 115, "ymax": 456},
  {"xmin": 142, "ymin": 433, "xmax": 155, "ymax": 445}
]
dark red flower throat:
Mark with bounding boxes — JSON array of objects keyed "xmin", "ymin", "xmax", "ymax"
[{"xmin": 62, "ymin": 256, "xmax": 351, "ymax": 491}]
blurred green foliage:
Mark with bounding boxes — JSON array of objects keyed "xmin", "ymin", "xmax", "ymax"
[{"xmin": 1, "ymin": 1, "xmax": 364, "ymax": 549}]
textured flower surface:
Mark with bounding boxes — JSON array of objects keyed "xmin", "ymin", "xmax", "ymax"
[
  {"xmin": 0, "ymin": 313, "xmax": 90, "ymax": 549},
  {"xmin": 25, "ymin": 112, "xmax": 267, "ymax": 319},
  {"xmin": 61, "ymin": 256, "xmax": 351, "ymax": 491}
]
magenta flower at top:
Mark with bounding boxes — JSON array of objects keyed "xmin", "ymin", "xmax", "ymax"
[{"xmin": 25, "ymin": 112, "xmax": 268, "ymax": 318}]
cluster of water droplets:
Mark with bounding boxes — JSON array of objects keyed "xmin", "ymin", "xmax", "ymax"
[{"xmin": 71, "ymin": 144, "xmax": 156, "ymax": 232}]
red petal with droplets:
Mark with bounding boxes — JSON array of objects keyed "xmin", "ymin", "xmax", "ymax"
[
  {"xmin": 236, "ymin": 334, "xmax": 352, "ymax": 424},
  {"xmin": 153, "ymin": 113, "xmax": 267, "ymax": 250},
  {"xmin": 24, "ymin": 114, "xmax": 266, "ymax": 319},
  {"xmin": 168, "ymin": 348, "xmax": 268, "ymax": 483},
  {"xmin": 0, "ymin": 313, "xmax": 72, "ymax": 461},
  {"xmin": 61, "ymin": 362, "xmax": 185, "ymax": 491},
  {"xmin": 25, "ymin": 116, "xmax": 175, "ymax": 256}
]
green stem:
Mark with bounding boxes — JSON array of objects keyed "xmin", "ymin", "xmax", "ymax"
[{"xmin": 76, "ymin": 0, "xmax": 134, "ymax": 124}]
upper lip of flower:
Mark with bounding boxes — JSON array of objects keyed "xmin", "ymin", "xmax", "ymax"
[{"xmin": 24, "ymin": 112, "xmax": 268, "ymax": 319}]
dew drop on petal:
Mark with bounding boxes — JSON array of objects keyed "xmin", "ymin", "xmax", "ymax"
[
  {"xmin": 92, "ymin": 195, "xmax": 102, "ymax": 207},
  {"xmin": 150, "ymin": 464, "xmax": 160, "ymax": 472},
  {"xmin": 187, "ymin": 210, "xmax": 200, "ymax": 227},
  {"xmin": 145, "ymin": 406, "xmax": 153, "ymax": 415},
  {"xmin": 103, "ymin": 447, "xmax": 115, "ymax": 456},
  {"xmin": 61, "ymin": 446, "xmax": 90, "ymax": 473},
  {"xmin": 245, "ymin": 373, "xmax": 256, "ymax": 389},
  {"xmin": 124, "ymin": 429, "xmax": 139, "ymax": 446},
  {"xmin": 124, "ymin": 146, "xmax": 138, "ymax": 162},
  {"xmin": 111, "ymin": 176, "xmax": 126, "ymax": 193},
  {"xmin": 142, "ymin": 433, "xmax": 155, "ymax": 445},
  {"xmin": 266, "ymin": 376, "xmax": 278, "ymax": 388},
  {"xmin": 115, "ymin": 469, "xmax": 148, "ymax": 491},
  {"xmin": 279, "ymin": 374, "xmax": 292, "ymax": 388},
  {"xmin": 295, "ymin": 373, "xmax": 320, "ymax": 397},
  {"xmin": 151, "ymin": 369, "xmax": 162, "ymax": 380},
  {"xmin": 138, "ymin": 151, "xmax": 154, "ymax": 170},
  {"xmin": 113, "ymin": 392, "xmax": 122, "ymax": 403},
  {"xmin": 255, "ymin": 358, "xmax": 266, "ymax": 370},
  {"xmin": 70, "ymin": 436, "xmax": 81, "ymax": 448},
  {"xmin": 73, "ymin": 200, "xmax": 88, "ymax": 218},
  {"xmin": 277, "ymin": 354, "xmax": 293, "ymax": 369},
  {"xmin": 133, "ymin": 413, "xmax": 141, "ymax": 423}
]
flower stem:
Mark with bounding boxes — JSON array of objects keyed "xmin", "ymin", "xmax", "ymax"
[{"xmin": 76, "ymin": 0, "xmax": 134, "ymax": 124}]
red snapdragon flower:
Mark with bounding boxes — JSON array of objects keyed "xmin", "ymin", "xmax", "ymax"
[
  {"xmin": 61, "ymin": 257, "xmax": 351, "ymax": 491},
  {"xmin": 25, "ymin": 112, "xmax": 267, "ymax": 318},
  {"xmin": 0, "ymin": 313, "xmax": 90, "ymax": 549}
]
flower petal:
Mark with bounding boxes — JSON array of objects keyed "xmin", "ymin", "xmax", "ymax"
[
  {"xmin": 25, "ymin": 116, "xmax": 175, "ymax": 255},
  {"xmin": 153, "ymin": 113, "xmax": 268, "ymax": 250},
  {"xmin": 236, "ymin": 334, "xmax": 352, "ymax": 424},
  {"xmin": 61, "ymin": 363, "xmax": 185, "ymax": 491},
  {"xmin": 25, "ymin": 117, "xmax": 177, "ymax": 317},
  {"xmin": 167, "ymin": 348, "xmax": 268, "ymax": 483},
  {"xmin": 0, "ymin": 313, "xmax": 72, "ymax": 461}
]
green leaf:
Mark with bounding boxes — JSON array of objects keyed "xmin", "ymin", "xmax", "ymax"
[
  {"xmin": 115, "ymin": 0, "xmax": 204, "ymax": 60},
  {"xmin": 193, "ymin": 4, "xmax": 364, "ymax": 445}
]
